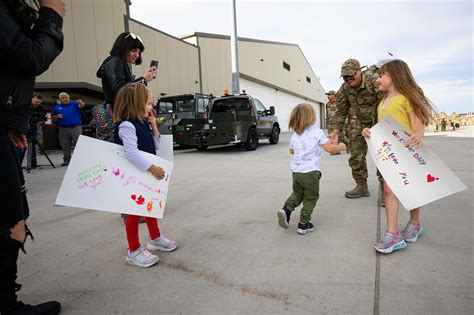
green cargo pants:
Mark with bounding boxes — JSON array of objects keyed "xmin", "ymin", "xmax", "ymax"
[{"xmin": 284, "ymin": 171, "xmax": 321, "ymax": 223}]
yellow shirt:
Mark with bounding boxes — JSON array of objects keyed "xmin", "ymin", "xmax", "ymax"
[{"xmin": 378, "ymin": 94, "xmax": 414, "ymax": 132}]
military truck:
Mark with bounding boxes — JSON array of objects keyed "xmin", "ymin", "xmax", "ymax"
[
  {"xmin": 156, "ymin": 93, "xmax": 213, "ymax": 143},
  {"xmin": 185, "ymin": 94, "xmax": 280, "ymax": 151}
]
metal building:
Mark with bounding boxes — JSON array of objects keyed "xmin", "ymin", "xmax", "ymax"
[{"xmin": 35, "ymin": 0, "xmax": 327, "ymax": 146}]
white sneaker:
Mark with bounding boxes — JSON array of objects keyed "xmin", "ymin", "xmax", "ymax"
[
  {"xmin": 125, "ymin": 246, "xmax": 159, "ymax": 267},
  {"xmin": 147, "ymin": 235, "xmax": 177, "ymax": 252}
]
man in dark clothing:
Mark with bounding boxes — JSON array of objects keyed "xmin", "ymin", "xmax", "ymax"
[
  {"xmin": 0, "ymin": 0, "xmax": 64, "ymax": 314},
  {"xmin": 19, "ymin": 92, "xmax": 47, "ymax": 168}
]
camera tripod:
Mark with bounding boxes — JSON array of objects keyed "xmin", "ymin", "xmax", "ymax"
[{"xmin": 20, "ymin": 136, "xmax": 55, "ymax": 173}]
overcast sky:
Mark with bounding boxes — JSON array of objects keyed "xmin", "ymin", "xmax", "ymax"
[{"xmin": 130, "ymin": 0, "xmax": 473, "ymax": 114}]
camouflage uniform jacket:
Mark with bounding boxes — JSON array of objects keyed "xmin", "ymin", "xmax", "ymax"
[
  {"xmin": 325, "ymin": 100, "xmax": 338, "ymax": 130},
  {"xmin": 333, "ymin": 71, "xmax": 384, "ymax": 131}
]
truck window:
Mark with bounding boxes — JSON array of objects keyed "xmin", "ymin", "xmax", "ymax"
[
  {"xmin": 253, "ymin": 99, "xmax": 266, "ymax": 113},
  {"xmin": 159, "ymin": 101, "xmax": 173, "ymax": 113},
  {"xmin": 196, "ymin": 98, "xmax": 208, "ymax": 113},
  {"xmin": 211, "ymin": 99, "xmax": 249, "ymax": 113},
  {"xmin": 177, "ymin": 99, "xmax": 194, "ymax": 112}
]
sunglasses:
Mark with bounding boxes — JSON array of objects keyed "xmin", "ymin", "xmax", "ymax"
[
  {"xmin": 342, "ymin": 74, "xmax": 356, "ymax": 82},
  {"xmin": 125, "ymin": 32, "xmax": 142, "ymax": 43}
]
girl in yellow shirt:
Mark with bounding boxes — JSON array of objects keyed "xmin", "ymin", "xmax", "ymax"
[{"xmin": 362, "ymin": 59, "xmax": 436, "ymax": 254}]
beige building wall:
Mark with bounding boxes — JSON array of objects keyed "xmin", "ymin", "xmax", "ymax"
[
  {"xmin": 37, "ymin": 0, "xmax": 127, "ymax": 88},
  {"xmin": 36, "ymin": 2, "xmax": 200, "ymax": 101},
  {"xmin": 188, "ymin": 33, "xmax": 326, "ymax": 104},
  {"xmin": 128, "ymin": 20, "xmax": 200, "ymax": 98}
]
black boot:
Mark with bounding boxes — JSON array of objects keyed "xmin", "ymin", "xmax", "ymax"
[
  {"xmin": 4, "ymin": 301, "xmax": 61, "ymax": 315},
  {"xmin": 0, "ymin": 238, "xmax": 61, "ymax": 315}
]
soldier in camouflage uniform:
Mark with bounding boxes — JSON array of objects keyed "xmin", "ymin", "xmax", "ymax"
[
  {"xmin": 326, "ymin": 90, "xmax": 348, "ymax": 154},
  {"xmin": 330, "ymin": 59, "xmax": 384, "ymax": 198}
]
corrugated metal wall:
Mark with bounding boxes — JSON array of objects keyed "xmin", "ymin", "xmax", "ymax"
[
  {"xmin": 37, "ymin": 0, "xmax": 126, "ymax": 86},
  {"xmin": 194, "ymin": 34, "xmax": 326, "ymax": 104}
]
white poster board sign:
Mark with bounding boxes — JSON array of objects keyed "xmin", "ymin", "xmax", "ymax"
[
  {"xmin": 55, "ymin": 135, "xmax": 173, "ymax": 218},
  {"xmin": 366, "ymin": 115, "xmax": 466, "ymax": 210},
  {"xmin": 156, "ymin": 134, "xmax": 173, "ymax": 162}
]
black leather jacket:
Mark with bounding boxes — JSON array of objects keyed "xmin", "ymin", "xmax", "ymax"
[
  {"xmin": 0, "ymin": 0, "xmax": 63, "ymax": 134},
  {"xmin": 96, "ymin": 56, "xmax": 146, "ymax": 106}
]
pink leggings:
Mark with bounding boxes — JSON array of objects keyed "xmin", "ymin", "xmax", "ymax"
[{"xmin": 125, "ymin": 215, "xmax": 160, "ymax": 252}]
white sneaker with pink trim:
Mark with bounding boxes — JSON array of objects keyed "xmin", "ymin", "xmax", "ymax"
[
  {"xmin": 125, "ymin": 246, "xmax": 159, "ymax": 267},
  {"xmin": 147, "ymin": 235, "xmax": 177, "ymax": 252}
]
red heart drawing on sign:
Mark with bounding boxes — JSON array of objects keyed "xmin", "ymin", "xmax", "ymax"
[
  {"xmin": 427, "ymin": 174, "xmax": 436, "ymax": 183},
  {"xmin": 136, "ymin": 195, "xmax": 145, "ymax": 205},
  {"xmin": 131, "ymin": 194, "xmax": 136, "ymax": 200}
]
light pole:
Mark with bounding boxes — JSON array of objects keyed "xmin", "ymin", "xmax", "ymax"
[{"xmin": 231, "ymin": 0, "xmax": 240, "ymax": 95}]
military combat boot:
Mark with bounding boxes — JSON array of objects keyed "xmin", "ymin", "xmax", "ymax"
[{"xmin": 345, "ymin": 183, "xmax": 370, "ymax": 198}]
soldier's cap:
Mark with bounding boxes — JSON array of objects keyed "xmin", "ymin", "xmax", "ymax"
[
  {"xmin": 325, "ymin": 90, "xmax": 336, "ymax": 95},
  {"xmin": 340, "ymin": 59, "xmax": 361, "ymax": 76}
]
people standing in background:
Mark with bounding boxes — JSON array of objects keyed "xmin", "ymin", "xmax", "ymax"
[
  {"xmin": 51, "ymin": 92, "xmax": 84, "ymax": 166},
  {"xmin": 20, "ymin": 92, "xmax": 47, "ymax": 168},
  {"xmin": 325, "ymin": 90, "xmax": 349, "ymax": 155}
]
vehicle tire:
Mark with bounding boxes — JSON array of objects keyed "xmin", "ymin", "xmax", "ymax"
[
  {"xmin": 196, "ymin": 144, "xmax": 208, "ymax": 151},
  {"xmin": 269, "ymin": 126, "xmax": 280, "ymax": 144},
  {"xmin": 244, "ymin": 128, "xmax": 258, "ymax": 151}
]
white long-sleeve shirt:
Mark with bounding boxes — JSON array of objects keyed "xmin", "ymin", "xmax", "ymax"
[{"xmin": 118, "ymin": 121, "xmax": 160, "ymax": 172}]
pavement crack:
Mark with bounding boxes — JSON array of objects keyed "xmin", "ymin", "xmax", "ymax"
[{"xmin": 373, "ymin": 183, "xmax": 382, "ymax": 315}]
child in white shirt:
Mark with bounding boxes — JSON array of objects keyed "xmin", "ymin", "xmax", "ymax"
[{"xmin": 277, "ymin": 103, "xmax": 345, "ymax": 234}]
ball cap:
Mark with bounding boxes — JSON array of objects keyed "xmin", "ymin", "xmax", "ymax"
[
  {"xmin": 325, "ymin": 90, "xmax": 336, "ymax": 95},
  {"xmin": 340, "ymin": 59, "xmax": 361, "ymax": 76}
]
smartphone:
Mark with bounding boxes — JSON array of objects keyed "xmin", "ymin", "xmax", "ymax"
[
  {"xmin": 150, "ymin": 60, "xmax": 159, "ymax": 69},
  {"xmin": 150, "ymin": 60, "xmax": 158, "ymax": 79}
]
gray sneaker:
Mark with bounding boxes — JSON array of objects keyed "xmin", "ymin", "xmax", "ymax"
[
  {"xmin": 125, "ymin": 246, "xmax": 159, "ymax": 268},
  {"xmin": 401, "ymin": 222, "xmax": 424, "ymax": 243},
  {"xmin": 147, "ymin": 235, "xmax": 177, "ymax": 252}
]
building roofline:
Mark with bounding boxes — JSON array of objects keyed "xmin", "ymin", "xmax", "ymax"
[
  {"xmin": 183, "ymin": 32, "xmax": 324, "ymax": 96},
  {"xmin": 128, "ymin": 18, "xmax": 198, "ymax": 48},
  {"xmin": 181, "ymin": 32, "xmax": 299, "ymax": 47}
]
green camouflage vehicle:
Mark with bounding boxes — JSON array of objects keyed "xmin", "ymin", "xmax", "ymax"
[
  {"xmin": 156, "ymin": 93, "xmax": 213, "ymax": 143},
  {"xmin": 186, "ymin": 94, "xmax": 280, "ymax": 151}
]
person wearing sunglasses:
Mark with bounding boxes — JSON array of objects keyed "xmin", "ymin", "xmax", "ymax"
[
  {"xmin": 329, "ymin": 59, "xmax": 384, "ymax": 199},
  {"xmin": 96, "ymin": 32, "xmax": 157, "ymax": 118}
]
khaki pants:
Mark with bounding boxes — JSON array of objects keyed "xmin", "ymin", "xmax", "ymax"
[{"xmin": 58, "ymin": 126, "xmax": 82, "ymax": 162}]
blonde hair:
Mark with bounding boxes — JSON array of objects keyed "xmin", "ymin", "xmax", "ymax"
[
  {"xmin": 288, "ymin": 103, "xmax": 316, "ymax": 135},
  {"xmin": 113, "ymin": 83, "xmax": 149, "ymax": 124},
  {"xmin": 379, "ymin": 59, "xmax": 436, "ymax": 126}
]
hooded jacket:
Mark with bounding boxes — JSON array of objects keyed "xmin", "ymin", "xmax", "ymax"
[
  {"xmin": 0, "ymin": 0, "xmax": 63, "ymax": 134},
  {"xmin": 96, "ymin": 56, "xmax": 146, "ymax": 106}
]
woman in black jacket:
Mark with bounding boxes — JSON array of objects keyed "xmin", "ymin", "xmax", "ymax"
[
  {"xmin": 95, "ymin": 32, "xmax": 156, "ymax": 141},
  {"xmin": 0, "ymin": 0, "xmax": 64, "ymax": 314},
  {"xmin": 97, "ymin": 32, "xmax": 156, "ymax": 107}
]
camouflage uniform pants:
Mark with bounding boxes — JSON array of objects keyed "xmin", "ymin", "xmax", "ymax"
[{"xmin": 348, "ymin": 121, "xmax": 370, "ymax": 184}]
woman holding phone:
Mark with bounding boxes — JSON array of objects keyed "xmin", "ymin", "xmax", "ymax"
[
  {"xmin": 95, "ymin": 32, "xmax": 157, "ymax": 141},
  {"xmin": 97, "ymin": 32, "xmax": 157, "ymax": 109}
]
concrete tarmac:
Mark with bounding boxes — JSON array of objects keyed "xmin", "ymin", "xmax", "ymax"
[{"xmin": 17, "ymin": 127, "xmax": 473, "ymax": 314}]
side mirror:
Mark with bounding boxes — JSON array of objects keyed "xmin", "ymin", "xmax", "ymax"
[{"xmin": 269, "ymin": 106, "xmax": 275, "ymax": 115}]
